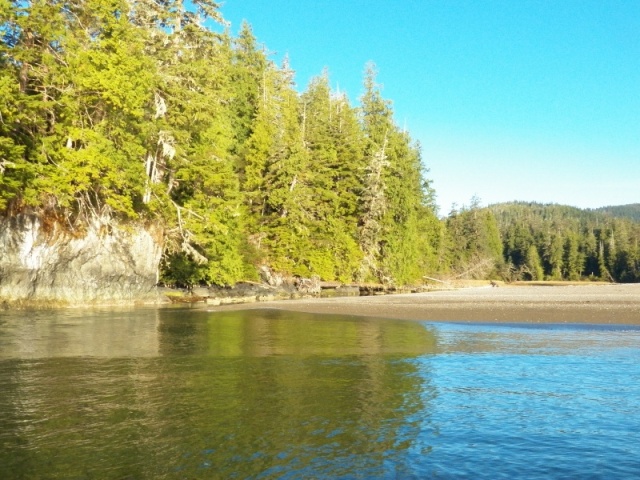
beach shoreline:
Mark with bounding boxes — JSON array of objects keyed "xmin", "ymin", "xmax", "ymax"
[{"xmin": 207, "ymin": 284, "xmax": 640, "ymax": 325}]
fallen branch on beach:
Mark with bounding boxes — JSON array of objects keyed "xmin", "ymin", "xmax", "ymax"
[{"xmin": 423, "ymin": 276, "xmax": 451, "ymax": 285}]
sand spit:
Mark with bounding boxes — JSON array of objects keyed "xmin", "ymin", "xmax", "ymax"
[{"xmin": 210, "ymin": 284, "xmax": 640, "ymax": 324}]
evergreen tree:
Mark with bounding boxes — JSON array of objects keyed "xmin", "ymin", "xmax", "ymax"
[
  {"xmin": 563, "ymin": 233, "xmax": 583, "ymax": 280},
  {"xmin": 490, "ymin": 202, "xmax": 640, "ymax": 283},
  {"xmin": 241, "ymin": 60, "xmax": 317, "ymax": 276},
  {"xmin": 2, "ymin": 3, "xmax": 515, "ymax": 288},
  {"xmin": 0, "ymin": 5, "xmax": 28, "ymax": 210},
  {"xmin": 1, "ymin": 0, "xmax": 154, "ymax": 218},
  {"xmin": 380, "ymin": 132, "xmax": 439, "ymax": 283},
  {"xmin": 145, "ymin": 0, "xmax": 246, "ymax": 285},
  {"xmin": 357, "ymin": 63, "xmax": 394, "ymax": 282},
  {"xmin": 445, "ymin": 198, "xmax": 503, "ymax": 279},
  {"xmin": 300, "ymin": 71, "xmax": 364, "ymax": 281},
  {"xmin": 582, "ymin": 229, "xmax": 599, "ymax": 278},
  {"xmin": 525, "ymin": 245, "xmax": 544, "ymax": 280},
  {"xmin": 229, "ymin": 22, "xmax": 268, "ymax": 155}
]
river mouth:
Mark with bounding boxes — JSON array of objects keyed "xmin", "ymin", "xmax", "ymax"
[{"xmin": 1, "ymin": 307, "xmax": 639, "ymax": 478}]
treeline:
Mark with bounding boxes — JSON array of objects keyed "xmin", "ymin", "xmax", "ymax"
[
  {"xmin": 593, "ymin": 204, "xmax": 640, "ymax": 223},
  {"xmin": 491, "ymin": 202, "xmax": 640, "ymax": 283},
  {"xmin": 3, "ymin": 2, "xmax": 639, "ymax": 287},
  {"xmin": 0, "ymin": 0, "xmax": 445, "ymax": 286}
]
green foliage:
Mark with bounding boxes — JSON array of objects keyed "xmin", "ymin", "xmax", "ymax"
[
  {"xmin": 0, "ymin": 73, "xmax": 28, "ymax": 210},
  {"xmin": 594, "ymin": 204, "xmax": 640, "ymax": 222},
  {"xmin": 1, "ymin": 0, "xmax": 155, "ymax": 217},
  {"xmin": 491, "ymin": 202, "xmax": 640, "ymax": 283},
  {"xmin": 4, "ymin": 2, "xmax": 508, "ymax": 288},
  {"xmin": 445, "ymin": 198, "xmax": 503, "ymax": 279},
  {"xmin": 229, "ymin": 22, "xmax": 268, "ymax": 154},
  {"xmin": 525, "ymin": 245, "xmax": 544, "ymax": 280},
  {"xmin": 160, "ymin": 252, "xmax": 207, "ymax": 288}
]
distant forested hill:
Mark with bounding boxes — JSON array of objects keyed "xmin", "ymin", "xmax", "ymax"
[
  {"xmin": 593, "ymin": 204, "xmax": 640, "ymax": 222},
  {"xmin": 490, "ymin": 202, "xmax": 640, "ymax": 282}
]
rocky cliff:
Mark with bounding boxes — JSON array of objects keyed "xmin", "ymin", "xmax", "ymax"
[{"xmin": 0, "ymin": 214, "xmax": 163, "ymax": 306}]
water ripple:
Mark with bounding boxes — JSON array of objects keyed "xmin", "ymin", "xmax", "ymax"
[{"xmin": 0, "ymin": 310, "xmax": 639, "ymax": 478}]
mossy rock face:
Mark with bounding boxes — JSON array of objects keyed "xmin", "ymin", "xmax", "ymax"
[{"xmin": 0, "ymin": 214, "xmax": 163, "ymax": 306}]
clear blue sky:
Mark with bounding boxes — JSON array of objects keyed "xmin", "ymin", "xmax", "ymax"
[{"xmin": 218, "ymin": 0, "xmax": 640, "ymax": 213}]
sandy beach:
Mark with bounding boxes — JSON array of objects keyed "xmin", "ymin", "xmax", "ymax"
[{"xmin": 212, "ymin": 284, "xmax": 640, "ymax": 324}]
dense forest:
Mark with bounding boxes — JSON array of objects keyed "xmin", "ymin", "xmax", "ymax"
[
  {"xmin": 593, "ymin": 204, "xmax": 640, "ymax": 223},
  {"xmin": 0, "ymin": 0, "xmax": 444, "ymax": 286},
  {"xmin": 491, "ymin": 202, "xmax": 640, "ymax": 283},
  {"xmin": 1, "ymin": 1, "xmax": 639, "ymax": 286}
]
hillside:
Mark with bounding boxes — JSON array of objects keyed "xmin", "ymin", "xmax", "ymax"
[
  {"xmin": 489, "ymin": 202, "xmax": 640, "ymax": 283},
  {"xmin": 593, "ymin": 204, "xmax": 640, "ymax": 222}
]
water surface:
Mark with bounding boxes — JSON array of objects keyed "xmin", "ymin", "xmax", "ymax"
[{"xmin": 1, "ymin": 307, "xmax": 639, "ymax": 478}]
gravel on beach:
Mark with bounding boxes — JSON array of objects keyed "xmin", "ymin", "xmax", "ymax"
[{"xmin": 212, "ymin": 284, "xmax": 640, "ymax": 324}]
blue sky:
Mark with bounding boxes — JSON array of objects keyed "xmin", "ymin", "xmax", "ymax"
[{"xmin": 218, "ymin": 1, "xmax": 640, "ymax": 213}]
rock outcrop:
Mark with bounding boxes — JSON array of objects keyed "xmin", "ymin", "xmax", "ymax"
[{"xmin": 0, "ymin": 214, "xmax": 163, "ymax": 306}]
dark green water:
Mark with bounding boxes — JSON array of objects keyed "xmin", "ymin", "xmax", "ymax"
[{"xmin": 1, "ymin": 307, "xmax": 639, "ymax": 479}]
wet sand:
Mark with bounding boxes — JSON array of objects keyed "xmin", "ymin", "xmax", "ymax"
[{"xmin": 212, "ymin": 284, "xmax": 640, "ymax": 324}]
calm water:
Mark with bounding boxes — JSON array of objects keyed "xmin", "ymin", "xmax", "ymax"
[{"xmin": 1, "ymin": 307, "xmax": 639, "ymax": 479}]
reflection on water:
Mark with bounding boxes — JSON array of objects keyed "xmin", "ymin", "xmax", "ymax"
[
  {"xmin": 0, "ymin": 307, "xmax": 437, "ymax": 358},
  {"xmin": 0, "ymin": 308, "xmax": 639, "ymax": 478},
  {"xmin": 0, "ymin": 308, "xmax": 163, "ymax": 358},
  {"xmin": 0, "ymin": 309, "xmax": 436, "ymax": 479}
]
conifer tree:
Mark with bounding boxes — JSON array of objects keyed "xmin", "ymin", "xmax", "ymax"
[
  {"xmin": 563, "ymin": 233, "xmax": 583, "ymax": 280},
  {"xmin": 143, "ymin": 0, "xmax": 246, "ymax": 286},
  {"xmin": 1, "ymin": 0, "xmax": 155, "ymax": 218},
  {"xmin": 380, "ymin": 132, "xmax": 438, "ymax": 283},
  {"xmin": 357, "ymin": 63, "xmax": 394, "ymax": 282},
  {"xmin": 229, "ymin": 22, "xmax": 268, "ymax": 156},
  {"xmin": 582, "ymin": 229, "xmax": 599, "ymax": 278},
  {"xmin": 356, "ymin": 63, "xmax": 442, "ymax": 284},
  {"xmin": 525, "ymin": 245, "xmax": 544, "ymax": 280},
  {"xmin": 300, "ymin": 71, "xmax": 364, "ymax": 280},
  {"xmin": 445, "ymin": 199, "xmax": 503, "ymax": 279},
  {"xmin": 1, "ymin": 3, "xmax": 487, "ymax": 288},
  {"xmin": 491, "ymin": 202, "xmax": 640, "ymax": 283},
  {"xmin": 241, "ymin": 60, "xmax": 316, "ymax": 276},
  {"xmin": 0, "ymin": 3, "xmax": 28, "ymax": 210}
]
